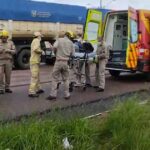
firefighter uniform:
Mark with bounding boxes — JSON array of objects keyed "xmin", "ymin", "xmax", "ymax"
[
  {"xmin": 47, "ymin": 32, "xmax": 75, "ymax": 100},
  {"xmin": 28, "ymin": 32, "xmax": 44, "ymax": 97},
  {"xmin": 76, "ymin": 61, "xmax": 91, "ymax": 85},
  {"xmin": 74, "ymin": 40, "xmax": 92, "ymax": 86},
  {"xmin": 0, "ymin": 30, "xmax": 16, "ymax": 94},
  {"xmin": 95, "ymin": 39, "xmax": 109, "ymax": 92}
]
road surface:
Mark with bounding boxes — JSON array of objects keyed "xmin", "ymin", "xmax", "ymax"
[{"xmin": 0, "ymin": 65, "xmax": 149, "ymax": 120}]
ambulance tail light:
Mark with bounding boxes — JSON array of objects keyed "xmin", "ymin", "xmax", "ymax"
[
  {"xmin": 139, "ymin": 49, "xmax": 150, "ymax": 59},
  {"xmin": 139, "ymin": 49, "xmax": 145, "ymax": 59},
  {"xmin": 144, "ymin": 49, "xmax": 150, "ymax": 58}
]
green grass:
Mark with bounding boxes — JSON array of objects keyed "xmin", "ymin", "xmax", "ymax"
[
  {"xmin": 0, "ymin": 118, "xmax": 98, "ymax": 150},
  {"xmin": 98, "ymin": 100, "xmax": 150, "ymax": 150},
  {"xmin": 0, "ymin": 99, "xmax": 150, "ymax": 150}
]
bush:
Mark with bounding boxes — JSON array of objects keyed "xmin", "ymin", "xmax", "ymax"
[{"xmin": 98, "ymin": 100, "xmax": 150, "ymax": 150}]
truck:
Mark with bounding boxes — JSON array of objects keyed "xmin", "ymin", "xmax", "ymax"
[
  {"xmin": 85, "ymin": 7, "xmax": 150, "ymax": 79},
  {"xmin": 0, "ymin": 0, "xmax": 87, "ymax": 69}
]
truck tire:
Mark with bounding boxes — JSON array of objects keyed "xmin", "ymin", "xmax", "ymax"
[
  {"xmin": 109, "ymin": 70, "xmax": 120, "ymax": 77},
  {"xmin": 17, "ymin": 49, "xmax": 30, "ymax": 69}
]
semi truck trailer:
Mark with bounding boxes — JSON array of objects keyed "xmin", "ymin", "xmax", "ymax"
[{"xmin": 0, "ymin": 0, "xmax": 87, "ymax": 69}]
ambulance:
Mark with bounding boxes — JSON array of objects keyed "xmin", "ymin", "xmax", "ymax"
[{"xmin": 85, "ymin": 8, "xmax": 150, "ymax": 78}]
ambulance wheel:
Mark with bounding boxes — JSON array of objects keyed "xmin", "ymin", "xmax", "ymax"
[
  {"xmin": 83, "ymin": 86, "xmax": 87, "ymax": 91},
  {"xmin": 69, "ymin": 82, "xmax": 74, "ymax": 92},
  {"xmin": 109, "ymin": 70, "xmax": 120, "ymax": 77},
  {"xmin": 144, "ymin": 72, "xmax": 150, "ymax": 81}
]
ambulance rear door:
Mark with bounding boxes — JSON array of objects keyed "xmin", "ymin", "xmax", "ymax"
[
  {"xmin": 83, "ymin": 9, "xmax": 102, "ymax": 51},
  {"xmin": 126, "ymin": 7, "xmax": 138, "ymax": 69}
]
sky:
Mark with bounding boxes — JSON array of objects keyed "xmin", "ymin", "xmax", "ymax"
[{"xmin": 34, "ymin": 0, "xmax": 150, "ymax": 10}]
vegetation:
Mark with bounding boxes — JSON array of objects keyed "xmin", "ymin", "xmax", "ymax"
[
  {"xmin": 98, "ymin": 100, "xmax": 150, "ymax": 150},
  {"xmin": 0, "ymin": 100, "xmax": 149, "ymax": 150}
]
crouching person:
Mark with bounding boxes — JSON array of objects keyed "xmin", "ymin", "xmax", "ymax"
[
  {"xmin": 0, "ymin": 30, "xmax": 16, "ymax": 94},
  {"xmin": 28, "ymin": 32, "xmax": 44, "ymax": 98},
  {"xmin": 95, "ymin": 36, "xmax": 109, "ymax": 92},
  {"xmin": 46, "ymin": 31, "xmax": 75, "ymax": 101}
]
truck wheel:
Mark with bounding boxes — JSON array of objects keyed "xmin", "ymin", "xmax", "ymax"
[
  {"xmin": 45, "ymin": 57, "xmax": 55, "ymax": 65},
  {"xmin": 17, "ymin": 49, "xmax": 30, "ymax": 69},
  {"xmin": 109, "ymin": 70, "xmax": 120, "ymax": 77}
]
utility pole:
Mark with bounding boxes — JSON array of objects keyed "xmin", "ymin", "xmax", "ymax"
[
  {"xmin": 100, "ymin": 0, "xmax": 102, "ymax": 8},
  {"xmin": 101, "ymin": 0, "xmax": 116, "ymax": 9}
]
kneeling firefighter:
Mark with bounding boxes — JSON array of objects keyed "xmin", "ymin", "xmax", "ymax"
[
  {"xmin": 46, "ymin": 31, "xmax": 75, "ymax": 100},
  {"xmin": 28, "ymin": 32, "xmax": 44, "ymax": 97},
  {"xmin": 0, "ymin": 30, "xmax": 16, "ymax": 94}
]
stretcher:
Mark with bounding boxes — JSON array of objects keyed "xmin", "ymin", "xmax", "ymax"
[
  {"xmin": 74, "ymin": 51, "xmax": 96, "ymax": 59},
  {"xmin": 69, "ymin": 51, "xmax": 97, "ymax": 92}
]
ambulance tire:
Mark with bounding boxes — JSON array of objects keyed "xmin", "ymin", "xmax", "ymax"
[
  {"xmin": 109, "ymin": 70, "xmax": 120, "ymax": 77},
  {"xmin": 145, "ymin": 72, "xmax": 150, "ymax": 81}
]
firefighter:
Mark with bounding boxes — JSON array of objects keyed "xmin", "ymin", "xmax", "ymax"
[
  {"xmin": 0, "ymin": 30, "xmax": 16, "ymax": 94},
  {"xmin": 28, "ymin": 32, "xmax": 44, "ymax": 97},
  {"xmin": 46, "ymin": 31, "xmax": 75, "ymax": 100},
  {"xmin": 74, "ymin": 33, "xmax": 83, "ymax": 52},
  {"xmin": 79, "ymin": 40, "xmax": 93, "ymax": 87},
  {"xmin": 74, "ymin": 34, "xmax": 93, "ymax": 87},
  {"xmin": 95, "ymin": 36, "xmax": 109, "ymax": 92}
]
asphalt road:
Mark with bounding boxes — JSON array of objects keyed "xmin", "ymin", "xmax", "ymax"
[{"xmin": 0, "ymin": 65, "xmax": 149, "ymax": 120}]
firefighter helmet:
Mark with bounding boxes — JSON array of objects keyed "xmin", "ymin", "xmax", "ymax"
[
  {"xmin": 65, "ymin": 31, "xmax": 76, "ymax": 39},
  {"xmin": 0, "ymin": 30, "xmax": 9, "ymax": 37}
]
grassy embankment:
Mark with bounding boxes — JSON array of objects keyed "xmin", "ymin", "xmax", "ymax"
[{"xmin": 0, "ymin": 99, "xmax": 150, "ymax": 150}]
